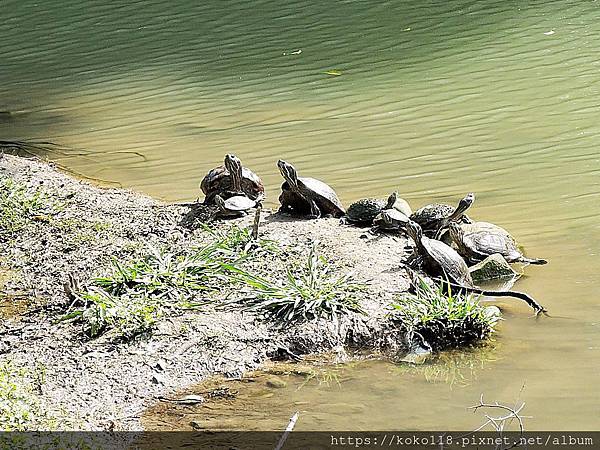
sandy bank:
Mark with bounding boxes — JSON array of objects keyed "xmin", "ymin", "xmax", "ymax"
[{"xmin": 0, "ymin": 154, "xmax": 495, "ymax": 431}]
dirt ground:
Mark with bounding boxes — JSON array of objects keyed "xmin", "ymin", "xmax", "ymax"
[{"xmin": 0, "ymin": 154, "xmax": 420, "ymax": 431}]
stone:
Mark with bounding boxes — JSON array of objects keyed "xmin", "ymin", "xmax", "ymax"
[
  {"xmin": 469, "ymin": 254, "xmax": 521, "ymax": 282},
  {"xmin": 265, "ymin": 376, "xmax": 287, "ymax": 389},
  {"xmin": 484, "ymin": 306, "xmax": 502, "ymax": 325}
]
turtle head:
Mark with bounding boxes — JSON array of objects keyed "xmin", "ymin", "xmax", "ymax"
[
  {"xmin": 277, "ymin": 160, "xmax": 299, "ymax": 189},
  {"xmin": 224, "ymin": 154, "xmax": 241, "ymax": 173},
  {"xmin": 455, "ymin": 192, "xmax": 475, "ymax": 216},
  {"xmin": 385, "ymin": 191, "xmax": 398, "ymax": 209},
  {"xmin": 224, "ymin": 154, "xmax": 243, "ymax": 192},
  {"xmin": 405, "ymin": 220, "xmax": 423, "ymax": 245}
]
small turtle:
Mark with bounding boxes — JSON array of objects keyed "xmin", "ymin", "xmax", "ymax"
[
  {"xmin": 374, "ymin": 207, "xmax": 410, "ymax": 232},
  {"xmin": 200, "ymin": 154, "xmax": 264, "ymax": 204},
  {"xmin": 405, "ymin": 220, "xmax": 545, "ymax": 314},
  {"xmin": 214, "ymin": 194, "xmax": 257, "ymax": 218},
  {"xmin": 346, "ymin": 191, "xmax": 412, "ymax": 227},
  {"xmin": 410, "ymin": 193, "xmax": 475, "ymax": 237},
  {"xmin": 372, "ymin": 192, "xmax": 411, "ymax": 231},
  {"xmin": 344, "ymin": 198, "xmax": 387, "ymax": 225},
  {"xmin": 448, "ymin": 222, "xmax": 548, "ymax": 265},
  {"xmin": 387, "ymin": 191, "xmax": 412, "ymax": 216},
  {"xmin": 277, "ymin": 160, "xmax": 345, "ymax": 218}
]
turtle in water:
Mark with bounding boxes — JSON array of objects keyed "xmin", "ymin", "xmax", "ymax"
[
  {"xmin": 214, "ymin": 194, "xmax": 258, "ymax": 218},
  {"xmin": 410, "ymin": 193, "xmax": 475, "ymax": 237},
  {"xmin": 405, "ymin": 220, "xmax": 546, "ymax": 314},
  {"xmin": 371, "ymin": 192, "xmax": 412, "ymax": 231},
  {"xmin": 277, "ymin": 160, "xmax": 345, "ymax": 218},
  {"xmin": 448, "ymin": 222, "xmax": 548, "ymax": 265},
  {"xmin": 200, "ymin": 154, "xmax": 264, "ymax": 204}
]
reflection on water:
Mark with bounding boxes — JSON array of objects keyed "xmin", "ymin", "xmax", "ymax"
[
  {"xmin": 2, "ymin": 0, "xmax": 599, "ymax": 430},
  {"xmin": 142, "ymin": 351, "xmax": 517, "ymax": 432}
]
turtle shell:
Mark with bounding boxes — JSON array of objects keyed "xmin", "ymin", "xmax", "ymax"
[
  {"xmin": 410, "ymin": 203, "xmax": 471, "ymax": 233},
  {"xmin": 346, "ymin": 198, "xmax": 386, "ymax": 224},
  {"xmin": 421, "ymin": 235, "xmax": 474, "ymax": 287},
  {"xmin": 390, "ymin": 196, "xmax": 413, "ymax": 217},
  {"xmin": 280, "ymin": 177, "xmax": 345, "ymax": 217},
  {"xmin": 373, "ymin": 208, "xmax": 409, "ymax": 230},
  {"xmin": 451, "ymin": 222, "xmax": 522, "ymax": 263},
  {"xmin": 224, "ymin": 195, "xmax": 256, "ymax": 212},
  {"xmin": 201, "ymin": 165, "xmax": 264, "ymax": 203}
]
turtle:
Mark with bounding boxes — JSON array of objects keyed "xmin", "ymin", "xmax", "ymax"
[
  {"xmin": 345, "ymin": 191, "xmax": 412, "ymax": 227},
  {"xmin": 448, "ymin": 222, "xmax": 548, "ymax": 265},
  {"xmin": 277, "ymin": 160, "xmax": 345, "ymax": 218},
  {"xmin": 343, "ymin": 198, "xmax": 387, "ymax": 225},
  {"xmin": 404, "ymin": 220, "xmax": 546, "ymax": 314},
  {"xmin": 373, "ymin": 207, "xmax": 410, "ymax": 232},
  {"xmin": 410, "ymin": 193, "xmax": 475, "ymax": 237},
  {"xmin": 387, "ymin": 191, "xmax": 413, "ymax": 217},
  {"xmin": 200, "ymin": 154, "xmax": 264, "ymax": 204},
  {"xmin": 372, "ymin": 192, "xmax": 411, "ymax": 231},
  {"xmin": 214, "ymin": 194, "xmax": 257, "ymax": 218}
]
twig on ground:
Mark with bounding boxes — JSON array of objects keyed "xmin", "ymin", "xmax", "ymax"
[
  {"xmin": 252, "ymin": 205, "xmax": 262, "ymax": 240},
  {"xmin": 63, "ymin": 273, "xmax": 82, "ymax": 314},
  {"xmin": 465, "ymin": 394, "xmax": 528, "ymax": 450},
  {"xmin": 274, "ymin": 411, "xmax": 299, "ymax": 450}
]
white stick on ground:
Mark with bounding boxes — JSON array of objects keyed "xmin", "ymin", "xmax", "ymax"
[{"xmin": 274, "ymin": 411, "xmax": 299, "ymax": 450}]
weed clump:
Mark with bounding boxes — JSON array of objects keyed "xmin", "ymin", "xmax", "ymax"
[
  {"xmin": 67, "ymin": 225, "xmax": 274, "ymax": 340},
  {"xmin": 229, "ymin": 243, "xmax": 365, "ymax": 323},
  {"xmin": 0, "ymin": 178, "xmax": 59, "ymax": 237},
  {"xmin": 390, "ymin": 277, "xmax": 501, "ymax": 351},
  {"xmin": 0, "ymin": 361, "xmax": 49, "ymax": 431}
]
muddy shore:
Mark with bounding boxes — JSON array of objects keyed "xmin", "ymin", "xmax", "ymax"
[{"xmin": 0, "ymin": 154, "xmax": 499, "ymax": 432}]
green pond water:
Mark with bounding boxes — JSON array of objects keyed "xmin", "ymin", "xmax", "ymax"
[{"xmin": 2, "ymin": 0, "xmax": 599, "ymax": 430}]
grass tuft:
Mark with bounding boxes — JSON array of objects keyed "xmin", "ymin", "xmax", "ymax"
[
  {"xmin": 228, "ymin": 242, "xmax": 365, "ymax": 323},
  {"xmin": 390, "ymin": 276, "xmax": 500, "ymax": 351},
  {"xmin": 0, "ymin": 361, "xmax": 50, "ymax": 431},
  {"xmin": 0, "ymin": 178, "xmax": 59, "ymax": 237},
  {"xmin": 67, "ymin": 229, "xmax": 257, "ymax": 340},
  {"xmin": 200, "ymin": 223, "xmax": 279, "ymax": 256}
]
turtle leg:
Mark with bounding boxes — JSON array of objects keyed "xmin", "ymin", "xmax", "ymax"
[
  {"xmin": 307, "ymin": 199, "xmax": 321, "ymax": 219},
  {"xmin": 203, "ymin": 192, "xmax": 215, "ymax": 205},
  {"xmin": 516, "ymin": 256, "xmax": 548, "ymax": 265}
]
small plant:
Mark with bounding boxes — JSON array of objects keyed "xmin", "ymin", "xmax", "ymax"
[
  {"xmin": 51, "ymin": 217, "xmax": 112, "ymax": 245},
  {"xmin": 0, "ymin": 178, "xmax": 58, "ymax": 236},
  {"xmin": 77, "ymin": 287, "xmax": 159, "ymax": 339},
  {"xmin": 228, "ymin": 243, "xmax": 365, "ymax": 323},
  {"xmin": 67, "ymin": 240, "xmax": 249, "ymax": 340},
  {"xmin": 0, "ymin": 361, "xmax": 49, "ymax": 431},
  {"xmin": 201, "ymin": 223, "xmax": 279, "ymax": 256},
  {"xmin": 297, "ymin": 367, "xmax": 343, "ymax": 390},
  {"xmin": 390, "ymin": 277, "xmax": 500, "ymax": 351},
  {"xmin": 94, "ymin": 245, "xmax": 229, "ymax": 300}
]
